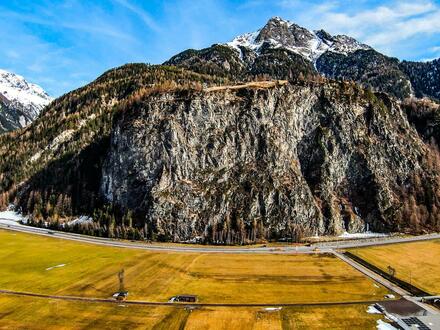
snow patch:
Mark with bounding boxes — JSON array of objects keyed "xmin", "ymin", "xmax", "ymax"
[
  {"xmin": 264, "ymin": 307, "xmax": 282, "ymax": 311},
  {"xmin": 0, "ymin": 208, "xmax": 28, "ymax": 226},
  {"xmin": 367, "ymin": 305, "xmax": 382, "ymax": 314},
  {"xmin": 67, "ymin": 216, "xmax": 93, "ymax": 227},
  {"xmin": 46, "ymin": 264, "xmax": 66, "ymax": 271},
  {"xmin": 376, "ymin": 319, "xmax": 397, "ymax": 330},
  {"xmin": 339, "ymin": 232, "xmax": 389, "ymax": 239},
  {"xmin": 0, "ymin": 210, "xmax": 24, "ymax": 222}
]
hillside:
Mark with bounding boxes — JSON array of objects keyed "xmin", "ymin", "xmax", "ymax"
[
  {"xmin": 0, "ymin": 65, "xmax": 228, "ymax": 234},
  {"xmin": 1, "ymin": 67, "xmax": 439, "ymax": 242},
  {"xmin": 1, "ymin": 18, "xmax": 440, "ymax": 243}
]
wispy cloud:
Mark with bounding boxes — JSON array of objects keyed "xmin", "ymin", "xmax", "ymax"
[
  {"xmin": 1, "ymin": 0, "xmax": 439, "ymax": 97},
  {"xmin": 0, "ymin": 9, "xmax": 135, "ymax": 42},
  {"xmin": 274, "ymin": 0, "xmax": 440, "ymax": 59},
  {"xmin": 113, "ymin": 0, "xmax": 161, "ymax": 32}
]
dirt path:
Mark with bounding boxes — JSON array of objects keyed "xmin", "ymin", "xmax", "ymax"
[{"xmin": 0, "ymin": 288, "xmax": 383, "ymax": 307}]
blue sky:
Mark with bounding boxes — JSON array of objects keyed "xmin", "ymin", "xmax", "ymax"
[{"xmin": 1, "ymin": 0, "xmax": 440, "ymax": 97}]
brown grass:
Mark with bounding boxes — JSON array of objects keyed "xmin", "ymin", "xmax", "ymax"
[
  {"xmin": 0, "ymin": 295, "xmax": 386, "ymax": 330},
  {"xmin": 349, "ymin": 240, "xmax": 440, "ymax": 294},
  {"xmin": 0, "ymin": 229, "xmax": 389, "ymax": 304}
]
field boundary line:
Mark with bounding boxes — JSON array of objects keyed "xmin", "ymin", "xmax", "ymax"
[{"xmin": 0, "ymin": 288, "xmax": 384, "ymax": 308}]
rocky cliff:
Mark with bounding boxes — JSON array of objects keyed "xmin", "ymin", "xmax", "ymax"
[{"xmin": 101, "ymin": 81, "xmax": 439, "ymax": 242}]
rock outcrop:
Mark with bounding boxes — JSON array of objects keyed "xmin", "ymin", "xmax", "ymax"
[{"xmin": 102, "ymin": 82, "xmax": 433, "ymax": 242}]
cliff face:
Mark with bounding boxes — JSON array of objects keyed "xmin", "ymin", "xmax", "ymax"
[{"xmin": 101, "ymin": 82, "xmax": 431, "ymax": 242}]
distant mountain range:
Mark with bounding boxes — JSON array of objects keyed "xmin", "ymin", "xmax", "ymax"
[
  {"xmin": 167, "ymin": 17, "xmax": 440, "ymax": 101},
  {"xmin": 0, "ymin": 69, "xmax": 52, "ymax": 133}
]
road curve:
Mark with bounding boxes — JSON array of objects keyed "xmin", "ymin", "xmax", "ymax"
[{"xmin": 0, "ymin": 219, "xmax": 439, "ymax": 254}]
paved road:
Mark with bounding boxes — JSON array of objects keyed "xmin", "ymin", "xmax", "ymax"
[
  {"xmin": 0, "ymin": 221, "xmax": 319, "ymax": 254},
  {"xmin": 315, "ymin": 233, "xmax": 440, "ymax": 250},
  {"xmin": 1, "ymin": 218, "xmax": 439, "ymax": 254},
  {"xmin": 333, "ymin": 251, "xmax": 440, "ymax": 315},
  {"xmin": 332, "ymin": 251, "xmax": 409, "ymax": 296}
]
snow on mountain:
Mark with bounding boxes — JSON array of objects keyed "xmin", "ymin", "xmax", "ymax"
[
  {"xmin": 0, "ymin": 69, "xmax": 53, "ymax": 132},
  {"xmin": 227, "ymin": 17, "xmax": 371, "ymax": 62}
]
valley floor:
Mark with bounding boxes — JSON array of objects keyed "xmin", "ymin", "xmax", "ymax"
[
  {"xmin": 0, "ymin": 230, "xmax": 389, "ymax": 304},
  {"xmin": 0, "ymin": 295, "xmax": 385, "ymax": 330},
  {"xmin": 349, "ymin": 240, "xmax": 440, "ymax": 295},
  {"xmin": 0, "ymin": 228, "xmax": 397, "ymax": 329}
]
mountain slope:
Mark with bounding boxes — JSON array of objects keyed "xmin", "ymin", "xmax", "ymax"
[
  {"xmin": 0, "ymin": 69, "xmax": 53, "ymax": 133},
  {"xmin": 1, "ymin": 67, "xmax": 438, "ymax": 241},
  {"xmin": 400, "ymin": 59, "xmax": 440, "ymax": 100},
  {"xmin": 167, "ymin": 17, "xmax": 439, "ymax": 101},
  {"xmin": 0, "ymin": 64, "xmax": 228, "ymax": 219},
  {"xmin": 316, "ymin": 50, "xmax": 413, "ymax": 100},
  {"xmin": 1, "ymin": 18, "xmax": 440, "ymax": 242},
  {"xmin": 102, "ymin": 81, "xmax": 440, "ymax": 241},
  {"xmin": 227, "ymin": 17, "xmax": 371, "ymax": 62}
]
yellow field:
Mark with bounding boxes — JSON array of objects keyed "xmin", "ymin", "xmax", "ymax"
[
  {"xmin": 0, "ymin": 229, "xmax": 388, "ymax": 304},
  {"xmin": 349, "ymin": 240, "xmax": 440, "ymax": 294},
  {"xmin": 0, "ymin": 295, "xmax": 385, "ymax": 330}
]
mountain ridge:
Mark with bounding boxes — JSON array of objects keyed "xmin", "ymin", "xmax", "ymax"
[
  {"xmin": 227, "ymin": 17, "xmax": 372, "ymax": 62},
  {"xmin": 167, "ymin": 17, "xmax": 440, "ymax": 101}
]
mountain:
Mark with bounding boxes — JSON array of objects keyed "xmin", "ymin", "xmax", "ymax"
[
  {"xmin": 1, "ymin": 18, "xmax": 440, "ymax": 243},
  {"xmin": 227, "ymin": 17, "xmax": 371, "ymax": 62},
  {"xmin": 102, "ymin": 82, "xmax": 439, "ymax": 241},
  {"xmin": 167, "ymin": 17, "xmax": 440, "ymax": 101},
  {"xmin": 0, "ymin": 69, "xmax": 53, "ymax": 133}
]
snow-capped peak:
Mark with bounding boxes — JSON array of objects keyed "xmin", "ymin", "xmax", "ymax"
[
  {"xmin": 226, "ymin": 17, "xmax": 372, "ymax": 62},
  {"xmin": 0, "ymin": 69, "xmax": 53, "ymax": 118},
  {"xmin": 0, "ymin": 69, "xmax": 53, "ymax": 132}
]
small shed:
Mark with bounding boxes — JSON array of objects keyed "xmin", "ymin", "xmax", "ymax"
[
  {"xmin": 169, "ymin": 295, "xmax": 198, "ymax": 303},
  {"xmin": 113, "ymin": 291, "xmax": 129, "ymax": 301}
]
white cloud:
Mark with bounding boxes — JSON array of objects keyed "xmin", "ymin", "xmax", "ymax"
[{"xmin": 283, "ymin": 0, "xmax": 440, "ymax": 58}]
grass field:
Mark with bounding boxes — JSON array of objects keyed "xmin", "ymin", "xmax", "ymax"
[
  {"xmin": 349, "ymin": 240, "xmax": 440, "ymax": 295},
  {"xmin": 0, "ymin": 229, "xmax": 388, "ymax": 304},
  {"xmin": 0, "ymin": 295, "xmax": 386, "ymax": 330}
]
